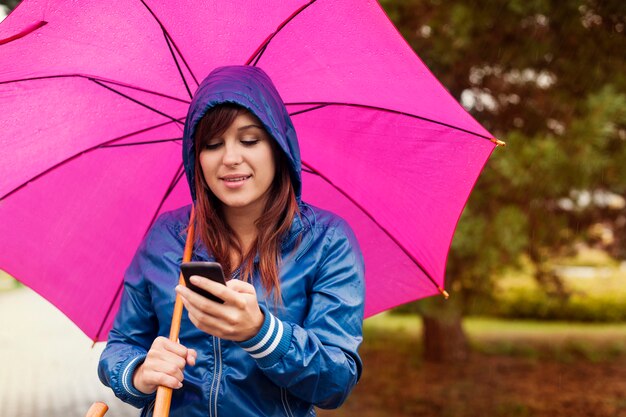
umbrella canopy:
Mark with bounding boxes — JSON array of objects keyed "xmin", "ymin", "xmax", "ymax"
[{"xmin": 0, "ymin": 0, "xmax": 497, "ymax": 342}]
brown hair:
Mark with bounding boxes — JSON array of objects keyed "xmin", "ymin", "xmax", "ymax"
[{"xmin": 193, "ymin": 103, "xmax": 299, "ymax": 302}]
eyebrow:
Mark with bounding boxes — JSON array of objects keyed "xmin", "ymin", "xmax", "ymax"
[{"xmin": 238, "ymin": 124, "xmax": 263, "ymax": 131}]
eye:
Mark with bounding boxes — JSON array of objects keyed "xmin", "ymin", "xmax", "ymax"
[
  {"xmin": 241, "ymin": 138, "xmax": 260, "ymax": 146},
  {"xmin": 204, "ymin": 141, "xmax": 222, "ymax": 150}
]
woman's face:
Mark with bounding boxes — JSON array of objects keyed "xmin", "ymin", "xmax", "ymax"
[{"xmin": 199, "ymin": 111, "xmax": 276, "ymax": 216}]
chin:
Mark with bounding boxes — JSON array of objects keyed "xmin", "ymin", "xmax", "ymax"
[{"xmin": 222, "ymin": 198, "xmax": 254, "ymax": 208}]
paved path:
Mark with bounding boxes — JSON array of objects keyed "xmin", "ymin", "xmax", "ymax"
[{"xmin": 0, "ymin": 288, "xmax": 137, "ymax": 417}]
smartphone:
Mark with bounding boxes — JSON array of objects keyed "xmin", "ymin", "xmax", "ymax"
[{"xmin": 180, "ymin": 261, "xmax": 227, "ymax": 303}]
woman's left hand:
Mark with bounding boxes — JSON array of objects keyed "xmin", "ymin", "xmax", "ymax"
[{"xmin": 175, "ymin": 277, "xmax": 264, "ymax": 341}]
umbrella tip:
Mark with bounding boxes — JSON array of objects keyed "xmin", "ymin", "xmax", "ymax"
[
  {"xmin": 437, "ymin": 286, "xmax": 450, "ymax": 299},
  {"xmin": 490, "ymin": 138, "xmax": 506, "ymax": 147}
]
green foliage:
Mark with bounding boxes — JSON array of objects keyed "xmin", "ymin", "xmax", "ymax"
[
  {"xmin": 486, "ymin": 259, "xmax": 626, "ymax": 321},
  {"xmin": 380, "ymin": 0, "xmax": 626, "ymax": 313},
  {"xmin": 495, "ymin": 287, "xmax": 626, "ymax": 321},
  {"xmin": 0, "ymin": 1, "xmax": 20, "ymax": 9}
]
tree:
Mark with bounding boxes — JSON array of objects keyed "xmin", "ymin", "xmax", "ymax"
[
  {"xmin": 0, "ymin": 0, "xmax": 19, "ymax": 13},
  {"xmin": 380, "ymin": 0, "xmax": 626, "ymax": 361}
]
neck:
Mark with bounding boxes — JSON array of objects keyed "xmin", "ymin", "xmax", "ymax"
[{"xmin": 223, "ymin": 205, "xmax": 263, "ymax": 253}]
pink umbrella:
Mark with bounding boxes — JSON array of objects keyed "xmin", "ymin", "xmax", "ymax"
[{"xmin": 0, "ymin": 0, "xmax": 500, "ymax": 342}]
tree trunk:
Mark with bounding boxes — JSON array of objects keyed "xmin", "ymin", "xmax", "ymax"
[{"xmin": 422, "ymin": 314, "xmax": 469, "ymax": 362}]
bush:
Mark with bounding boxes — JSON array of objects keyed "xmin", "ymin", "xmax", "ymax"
[{"xmin": 494, "ymin": 288, "xmax": 626, "ymax": 322}]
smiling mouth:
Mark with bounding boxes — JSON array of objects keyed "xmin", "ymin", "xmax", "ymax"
[{"xmin": 221, "ymin": 175, "xmax": 251, "ymax": 182}]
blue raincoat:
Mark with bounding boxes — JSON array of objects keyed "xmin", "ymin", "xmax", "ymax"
[{"xmin": 98, "ymin": 66, "xmax": 365, "ymax": 417}]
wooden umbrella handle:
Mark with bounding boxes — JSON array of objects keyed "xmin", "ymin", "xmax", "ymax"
[
  {"xmin": 153, "ymin": 206, "xmax": 196, "ymax": 417},
  {"xmin": 84, "ymin": 207, "xmax": 196, "ymax": 417},
  {"xmin": 84, "ymin": 402, "xmax": 108, "ymax": 417}
]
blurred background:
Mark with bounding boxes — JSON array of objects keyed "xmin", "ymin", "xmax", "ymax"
[{"xmin": 1, "ymin": 0, "xmax": 625, "ymax": 416}]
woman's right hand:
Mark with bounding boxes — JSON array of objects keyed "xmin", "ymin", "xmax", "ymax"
[{"xmin": 132, "ymin": 336, "xmax": 197, "ymax": 395}]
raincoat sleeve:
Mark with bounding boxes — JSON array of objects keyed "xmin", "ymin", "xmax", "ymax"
[
  {"xmin": 238, "ymin": 219, "xmax": 365, "ymax": 409},
  {"xmin": 97, "ymin": 219, "xmax": 163, "ymax": 408}
]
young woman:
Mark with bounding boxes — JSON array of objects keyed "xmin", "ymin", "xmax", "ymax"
[{"xmin": 98, "ymin": 65, "xmax": 365, "ymax": 417}]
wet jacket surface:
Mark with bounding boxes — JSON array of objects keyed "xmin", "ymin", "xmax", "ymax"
[{"xmin": 98, "ymin": 66, "xmax": 365, "ymax": 417}]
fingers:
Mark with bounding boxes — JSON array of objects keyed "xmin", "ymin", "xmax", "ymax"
[
  {"xmin": 187, "ymin": 348, "xmax": 198, "ymax": 366},
  {"xmin": 133, "ymin": 337, "xmax": 195, "ymax": 394},
  {"xmin": 186, "ymin": 306, "xmax": 234, "ymax": 336},
  {"xmin": 176, "ymin": 276, "xmax": 264, "ymax": 341},
  {"xmin": 226, "ymin": 278, "xmax": 256, "ymax": 294},
  {"xmin": 191, "ymin": 275, "xmax": 243, "ymax": 305},
  {"xmin": 140, "ymin": 364, "xmax": 184, "ymax": 390},
  {"xmin": 178, "ymin": 285, "xmax": 248, "ymax": 327},
  {"xmin": 150, "ymin": 338, "xmax": 187, "ymax": 380},
  {"xmin": 159, "ymin": 337, "xmax": 190, "ymax": 358},
  {"xmin": 177, "ymin": 285, "xmax": 244, "ymax": 316}
]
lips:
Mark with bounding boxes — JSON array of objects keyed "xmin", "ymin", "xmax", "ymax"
[
  {"xmin": 221, "ymin": 174, "xmax": 251, "ymax": 182},
  {"xmin": 219, "ymin": 174, "xmax": 252, "ymax": 189}
]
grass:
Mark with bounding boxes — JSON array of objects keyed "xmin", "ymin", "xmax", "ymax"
[
  {"xmin": 321, "ymin": 311, "xmax": 626, "ymax": 417},
  {"xmin": 467, "ymin": 318, "xmax": 626, "ymax": 362},
  {"xmin": 465, "ymin": 317, "xmax": 626, "ymax": 334},
  {"xmin": 365, "ymin": 313, "xmax": 626, "ymax": 362},
  {"xmin": 367, "ymin": 312, "xmax": 626, "ymax": 335}
]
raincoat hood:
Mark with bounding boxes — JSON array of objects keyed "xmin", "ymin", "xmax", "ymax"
[{"xmin": 182, "ymin": 65, "xmax": 302, "ymax": 201}]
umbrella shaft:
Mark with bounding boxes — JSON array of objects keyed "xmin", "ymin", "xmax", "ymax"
[{"xmin": 153, "ymin": 207, "xmax": 196, "ymax": 417}]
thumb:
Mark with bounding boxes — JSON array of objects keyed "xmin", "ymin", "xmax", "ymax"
[{"xmin": 226, "ymin": 279, "xmax": 255, "ymax": 294}]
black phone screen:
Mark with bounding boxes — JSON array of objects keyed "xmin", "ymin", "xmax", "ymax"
[{"xmin": 180, "ymin": 261, "xmax": 226, "ymax": 303}]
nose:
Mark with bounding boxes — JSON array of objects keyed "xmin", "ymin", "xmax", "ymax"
[{"xmin": 222, "ymin": 141, "xmax": 243, "ymax": 166}]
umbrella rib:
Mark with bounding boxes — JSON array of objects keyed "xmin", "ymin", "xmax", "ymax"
[
  {"xmin": 139, "ymin": 0, "xmax": 199, "ymax": 87},
  {"xmin": 93, "ymin": 275, "xmax": 125, "ymax": 343},
  {"xmin": 301, "ymin": 161, "xmax": 442, "ymax": 293},
  {"xmin": 101, "ymin": 138, "xmax": 182, "ymax": 148},
  {"xmin": 0, "ymin": 74, "xmax": 191, "ymax": 104},
  {"xmin": 251, "ymin": 44, "xmax": 269, "ymax": 67},
  {"xmin": 90, "ymin": 79, "xmax": 183, "ymax": 124},
  {"xmin": 245, "ymin": 0, "xmax": 317, "ymax": 66},
  {"xmin": 95, "ymin": 78, "xmax": 190, "ymax": 104},
  {"xmin": 0, "ymin": 118, "xmax": 185, "ymax": 201},
  {"xmin": 145, "ymin": 163, "xmax": 186, "ymax": 238},
  {"xmin": 162, "ymin": 28, "xmax": 193, "ymax": 100},
  {"xmin": 288, "ymin": 104, "xmax": 330, "ymax": 116},
  {"xmin": 287, "ymin": 101, "xmax": 492, "ymax": 141},
  {"xmin": 94, "ymin": 164, "xmax": 185, "ymax": 341},
  {"xmin": 0, "ymin": 20, "xmax": 47, "ymax": 45}
]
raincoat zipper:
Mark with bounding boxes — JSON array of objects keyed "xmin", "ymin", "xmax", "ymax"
[
  {"xmin": 141, "ymin": 398, "xmax": 155, "ymax": 417},
  {"xmin": 281, "ymin": 387, "xmax": 295, "ymax": 417},
  {"xmin": 207, "ymin": 266, "xmax": 245, "ymax": 416},
  {"xmin": 209, "ymin": 335, "xmax": 222, "ymax": 417}
]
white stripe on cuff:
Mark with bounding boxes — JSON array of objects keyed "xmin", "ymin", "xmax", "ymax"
[
  {"xmin": 250, "ymin": 319, "xmax": 284, "ymax": 359},
  {"xmin": 242, "ymin": 314, "xmax": 276, "ymax": 353},
  {"xmin": 122, "ymin": 356, "xmax": 145, "ymax": 397}
]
